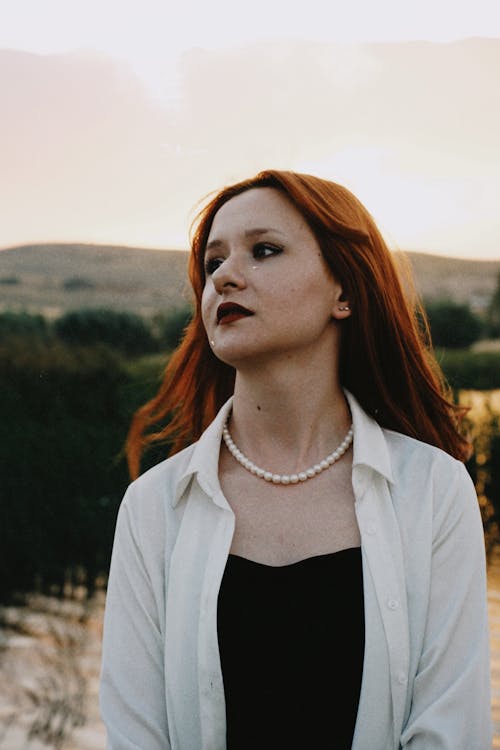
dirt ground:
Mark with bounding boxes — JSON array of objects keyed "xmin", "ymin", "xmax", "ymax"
[{"xmin": 0, "ymin": 592, "xmax": 106, "ymax": 749}]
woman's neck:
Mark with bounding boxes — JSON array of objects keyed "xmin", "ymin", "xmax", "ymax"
[{"xmin": 229, "ymin": 361, "xmax": 351, "ymax": 474}]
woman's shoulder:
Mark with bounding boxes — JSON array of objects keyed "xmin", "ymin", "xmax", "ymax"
[
  {"xmin": 133, "ymin": 442, "xmax": 198, "ymax": 489},
  {"xmin": 110, "ymin": 442, "xmax": 202, "ymax": 563},
  {"xmin": 120, "ymin": 441, "xmax": 199, "ymax": 520},
  {"xmin": 348, "ymin": 389, "xmax": 471, "ymax": 493},
  {"xmin": 382, "ymin": 426, "xmax": 463, "ymax": 471},
  {"xmin": 381, "ymin": 427, "xmax": 476, "ymax": 517}
]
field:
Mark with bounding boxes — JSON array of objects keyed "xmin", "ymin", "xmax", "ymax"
[{"xmin": 0, "ymin": 243, "xmax": 498, "ymax": 317}]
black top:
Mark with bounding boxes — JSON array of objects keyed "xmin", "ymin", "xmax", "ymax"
[{"xmin": 217, "ymin": 547, "xmax": 365, "ymax": 750}]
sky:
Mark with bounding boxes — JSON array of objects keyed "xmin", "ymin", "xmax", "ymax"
[{"xmin": 1, "ymin": 0, "xmax": 500, "ymax": 258}]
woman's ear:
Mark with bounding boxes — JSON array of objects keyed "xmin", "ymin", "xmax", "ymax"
[{"xmin": 331, "ymin": 296, "xmax": 352, "ymax": 320}]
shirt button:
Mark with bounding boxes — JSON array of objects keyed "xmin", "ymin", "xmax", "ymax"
[
  {"xmin": 365, "ymin": 522, "xmax": 377, "ymax": 535},
  {"xmin": 397, "ymin": 672, "xmax": 407, "ymax": 685},
  {"xmin": 387, "ymin": 598, "xmax": 400, "ymax": 610}
]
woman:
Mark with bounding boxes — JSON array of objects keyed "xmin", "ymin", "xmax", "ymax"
[{"xmin": 100, "ymin": 171, "xmax": 492, "ymax": 749}]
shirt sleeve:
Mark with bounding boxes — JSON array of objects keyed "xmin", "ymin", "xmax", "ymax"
[
  {"xmin": 400, "ymin": 462, "xmax": 492, "ymax": 749},
  {"xmin": 99, "ymin": 485, "xmax": 171, "ymax": 750}
]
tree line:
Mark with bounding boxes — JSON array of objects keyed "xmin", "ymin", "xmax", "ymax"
[
  {"xmin": 0, "ymin": 304, "xmax": 499, "ymax": 604},
  {"xmin": 0, "ymin": 305, "xmax": 193, "ymax": 356},
  {"xmin": 1, "ymin": 282, "xmax": 499, "ymax": 352}
]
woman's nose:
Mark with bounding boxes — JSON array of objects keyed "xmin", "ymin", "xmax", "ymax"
[{"xmin": 212, "ymin": 255, "xmax": 247, "ymax": 294}]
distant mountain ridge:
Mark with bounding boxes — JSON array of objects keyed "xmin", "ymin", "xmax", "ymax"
[
  {"xmin": 0, "ymin": 244, "xmax": 190, "ymax": 317},
  {"xmin": 0, "ymin": 243, "xmax": 498, "ymax": 317}
]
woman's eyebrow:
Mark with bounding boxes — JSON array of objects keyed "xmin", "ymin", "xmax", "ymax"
[
  {"xmin": 205, "ymin": 238, "xmax": 223, "ymax": 251},
  {"xmin": 206, "ymin": 227, "xmax": 286, "ymax": 251},
  {"xmin": 244, "ymin": 227, "xmax": 286, "ymax": 238}
]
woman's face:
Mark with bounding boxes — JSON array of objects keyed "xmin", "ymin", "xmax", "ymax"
[{"xmin": 201, "ymin": 187, "xmax": 349, "ymax": 369}]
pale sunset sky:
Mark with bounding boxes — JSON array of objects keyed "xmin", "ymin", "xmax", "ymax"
[{"xmin": 1, "ymin": 0, "xmax": 500, "ymax": 258}]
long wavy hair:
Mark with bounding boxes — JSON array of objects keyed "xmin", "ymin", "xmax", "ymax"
[{"xmin": 126, "ymin": 170, "xmax": 469, "ymax": 478}]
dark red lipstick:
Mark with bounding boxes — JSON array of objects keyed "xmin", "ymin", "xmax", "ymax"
[{"xmin": 217, "ymin": 302, "xmax": 254, "ymax": 324}]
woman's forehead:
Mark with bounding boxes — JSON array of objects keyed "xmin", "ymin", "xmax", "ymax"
[{"xmin": 207, "ymin": 187, "xmax": 310, "ymax": 243}]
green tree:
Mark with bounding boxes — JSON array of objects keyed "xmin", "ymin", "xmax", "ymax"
[
  {"xmin": 152, "ymin": 306, "xmax": 193, "ymax": 351},
  {"xmin": 484, "ymin": 416, "xmax": 500, "ymax": 524},
  {"xmin": 0, "ymin": 310, "xmax": 50, "ymax": 340},
  {"xmin": 425, "ymin": 300, "xmax": 483, "ymax": 349},
  {"xmin": 54, "ymin": 308, "xmax": 156, "ymax": 357},
  {"xmin": 0, "ymin": 342, "xmax": 131, "ymax": 601},
  {"xmin": 487, "ymin": 271, "xmax": 500, "ymax": 338},
  {"xmin": 438, "ymin": 351, "xmax": 500, "ymax": 390}
]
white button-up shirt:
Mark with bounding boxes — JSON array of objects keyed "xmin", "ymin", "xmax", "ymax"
[{"xmin": 100, "ymin": 391, "xmax": 492, "ymax": 749}]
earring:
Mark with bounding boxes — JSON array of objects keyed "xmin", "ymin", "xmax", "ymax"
[{"xmin": 338, "ymin": 305, "xmax": 350, "ymax": 311}]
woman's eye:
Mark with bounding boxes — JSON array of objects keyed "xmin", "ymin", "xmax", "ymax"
[
  {"xmin": 252, "ymin": 242, "xmax": 283, "ymax": 259},
  {"xmin": 204, "ymin": 257, "xmax": 224, "ymax": 275},
  {"xmin": 204, "ymin": 243, "xmax": 283, "ymax": 275}
]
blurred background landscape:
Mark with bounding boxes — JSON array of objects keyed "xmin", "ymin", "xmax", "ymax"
[
  {"xmin": 2, "ymin": 0, "xmax": 500, "ymax": 746},
  {"xmin": 1, "ymin": 242, "xmax": 500, "ymax": 748}
]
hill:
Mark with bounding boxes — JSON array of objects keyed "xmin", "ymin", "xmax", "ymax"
[
  {"xmin": 0, "ymin": 243, "xmax": 498, "ymax": 317},
  {"xmin": 0, "ymin": 244, "xmax": 190, "ymax": 317},
  {"xmin": 401, "ymin": 252, "xmax": 499, "ymax": 312}
]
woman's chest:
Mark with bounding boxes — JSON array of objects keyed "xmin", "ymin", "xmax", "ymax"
[{"xmin": 218, "ymin": 454, "xmax": 360, "ymax": 565}]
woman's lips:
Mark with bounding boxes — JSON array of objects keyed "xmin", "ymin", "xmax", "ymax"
[
  {"xmin": 219, "ymin": 312, "xmax": 248, "ymax": 324},
  {"xmin": 217, "ymin": 302, "xmax": 254, "ymax": 324}
]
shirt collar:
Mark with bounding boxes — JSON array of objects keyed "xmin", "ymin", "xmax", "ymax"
[
  {"xmin": 344, "ymin": 389, "xmax": 394, "ymax": 483},
  {"xmin": 173, "ymin": 397, "xmax": 234, "ymax": 507},
  {"xmin": 172, "ymin": 389, "xmax": 393, "ymax": 507}
]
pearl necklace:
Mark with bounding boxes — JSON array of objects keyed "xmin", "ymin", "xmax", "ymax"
[{"xmin": 222, "ymin": 417, "xmax": 354, "ymax": 485}]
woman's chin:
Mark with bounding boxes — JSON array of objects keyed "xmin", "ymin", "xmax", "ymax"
[{"xmin": 210, "ymin": 344, "xmax": 258, "ymax": 369}]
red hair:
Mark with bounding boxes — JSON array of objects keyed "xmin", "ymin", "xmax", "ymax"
[{"xmin": 126, "ymin": 170, "xmax": 469, "ymax": 478}]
